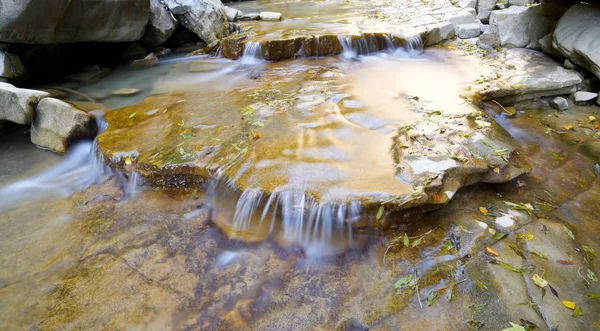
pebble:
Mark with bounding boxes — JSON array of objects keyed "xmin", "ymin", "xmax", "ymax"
[
  {"xmin": 549, "ymin": 97, "xmax": 569, "ymax": 111},
  {"xmin": 112, "ymin": 88, "xmax": 141, "ymax": 96}
]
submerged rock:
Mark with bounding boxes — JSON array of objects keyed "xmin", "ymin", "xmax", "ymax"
[
  {"xmin": 552, "ymin": 4, "xmax": 600, "ymax": 81},
  {"xmin": 164, "ymin": 0, "xmax": 229, "ymax": 45},
  {"xmin": 259, "ymin": 12, "xmax": 283, "ymax": 21},
  {"xmin": 141, "ymin": 0, "xmax": 179, "ymax": 48},
  {"xmin": 549, "ymin": 96, "xmax": 569, "ymax": 111},
  {"xmin": 479, "ymin": 49, "xmax": 582, "ymax": 104},
  {"xmin": 0, "ymin": 82, "xmax": 49, "ymax": 124},
  {"xmin": 31, "ymin": 98, "xmax": 97, "ymax": 153}
]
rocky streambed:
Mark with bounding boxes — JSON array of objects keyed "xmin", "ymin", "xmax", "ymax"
[{"xmin": 1, "ymin": 0, "xmax": 600, "ymax": 330}]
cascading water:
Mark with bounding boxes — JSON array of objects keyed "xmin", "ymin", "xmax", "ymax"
[{"xmin": 240, "ymin": 42, "xmax": 264, "ymax": 65}]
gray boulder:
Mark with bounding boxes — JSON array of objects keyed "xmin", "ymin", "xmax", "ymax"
[
  {"xmin": 572, "ymin": 91, "xmax": 598, "ymax": 104},
  {"xmin": 486, "ymin": 5, "xmax": 554, "ymax": 49},
  {"xmin": 141, "ymin": 0, "xmax": 179, "ymax": 48},
  {"xmin": 0, "ymin": 49, "xmax": 26, "ymax": 80},
  {"xmin": 164, "ymin": 0, "xmax": 229, "ymax": 45},
  {"xmin": 31, "ymin": 98, "xmax": 97, "ymax": 153},
  {"xmin": 477, "ymin": 0, "xmax": 497, "ymax": 23},
  {"xmin": 260, "ymin": 12, "xmax": 283, "ymax": 21},
  {"xmin": 456, "ymin": 23, "xmax": 480, "ymax": 39},
  {"xmin": 0, "ymin": 83, "xmax": 49, "ymax": 124},
  {"xmin": 0, "ymin": 0, "xmax": 150, "ymax": 44},
  {"xmin": 224, "ymin": 6, "xmax": 242, "ymax": 22},
  {"xmin": 424, "ymin": 21, "xmax": 455, "ymax": 46},
  {"xmin": 539, "ymin": 33, "xmax": 563, "ymax": 58},
  {"xmin": 552, "ymin": 4, "xmax": 600, "ymax": 81},
  {"xmin": 549, "ymin": 96, "xmax": 569, "ymax": 110}
]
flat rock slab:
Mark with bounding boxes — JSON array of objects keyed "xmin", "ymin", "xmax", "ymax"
[
  {"xmin": 97, "ymin": 54, "xmax": 529, "ymax": 227},
  {"xmin": 0, "ymin": 82, "xmax": 49, "ymax": 124},
  {"xmin": 478, "ymin": 49, "xmax": 582, "ymax": 104}
]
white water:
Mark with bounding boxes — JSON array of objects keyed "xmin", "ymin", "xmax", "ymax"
[{"xmin": 240, "ymin": 42, "xmax": 264, "ymax": 65}]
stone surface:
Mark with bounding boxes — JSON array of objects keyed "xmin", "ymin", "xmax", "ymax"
[
  {"xmin": 0, "ymin": 0, "xmax": 149, "ymax": 44},
  {"xmin": 141, "ymin": 0, "xmax": 179, "ymax": 48},
  {"xmin": 260, "ymin": 11, "xmax": 283, "ymax": 21},
  {"xmin": 455, "ymin": 23, "xmax": 480, "ymax": 39},
  {"xmin": 443, "ymin": 9, "xmax": 477, "ymax": 25},
  {"xmin": 509, "ymin": 0, "xmax": 531, "ymax": 5},
  {"xmin": 0, "ymin": 50, "xmax": 26, "ymax": 80},
  {"xmin": 31, "ymin": 98, "xmax": 97, "ymax": 153},
  {"xmin": 458, "ymin": 0, "xmax": 476, "ymax": 9},
  {"xmin": 479, "ymin": 49, "xmax": 582, "ymax": 104},
  {"xmin": 549, "ymin": 96, "xmax": 569, "ymax": 110},
  {"xmin": 477, "ymin": 0, "xmax": 497, "ymax": 23},
  {"xmin": 486, "ymin": 5, "xmax": 554, "ymax": 49},
  {"xmin": 539, "ymin": 33, "xmax": 563, "ymax": 58},
  {"xmin": 224, "ymin": 6, "xmax": 242, "ymax": 22},
  {"xmin": 552, "ymin": 4, "xmax": 600, "ymax": 81},
  {"xmin": 424, "ymin": 21, "xmax": 455, "ymax": 46},
  {"xmin": 572, "ymin": 91, "xmax": 598, "ymax": 104},
  {"xmin": 239, "ymin": 13, "xmax": 260, "ymax": 21},
  {"xmin": 0, "ymin": 83, "xmax": 49, "ymax": 124},
  {"xmin": 564, "ymin": 58, "xmax": 578, "ymax": 69},
  {"xmin": 164, "ymin": 0, "xmax": 229, "ymax": 45}
]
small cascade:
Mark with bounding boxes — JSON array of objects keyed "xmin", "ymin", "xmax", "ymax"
[
  {"xmin": 338, "ymin": 35, "xmax": 356, "ymax": 59},
  {"xmin": 240, "ymin": 42, "xmax": 264, "ymax": 65},
  {"xmin": 337, "ymin": 32, "xmax": 423, "ymax": 60}
]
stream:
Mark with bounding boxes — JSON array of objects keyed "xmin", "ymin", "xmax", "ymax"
[{"xmin": 1, "ymin": 0, "xmax": 599, "ymax": 330}]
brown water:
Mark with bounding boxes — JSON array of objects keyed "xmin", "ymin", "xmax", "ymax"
[{"xmin": 1, "ymin": 0, "xmax": 600, "ymax": 329}]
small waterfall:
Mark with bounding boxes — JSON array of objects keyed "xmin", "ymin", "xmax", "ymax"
[
  {"xmin": 338, "ymin": 35, "xmax": 356, "ymax": 59},
  {"xmin": 240, "ymin": 42, "xmax": 264, "ymax": 65}
]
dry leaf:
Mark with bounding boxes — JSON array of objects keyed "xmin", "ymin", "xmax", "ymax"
[
  {"xmin": 556, "ymin": 260, "xmax": 579, "ymax": 265},
  {"xmin": 486, "ymin": 247, "xmax": 500, "ymax": 256},
  {"xmin": 532, "ymin": 274, "xmax": 548, "ymax": 288},
  {"xmin": 561, "ymin": 300, "xmax": 576, "ymax": 310},
  {"xmin": 564, "ymin": 125, "xmax": 574, "ymax": 131},
  {"xmin": 479, "ymin": 207, "xmax": 488, "ymax": 215}
]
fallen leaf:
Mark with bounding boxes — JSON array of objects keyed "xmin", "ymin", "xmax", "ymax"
[
  {"xmin": 486, "ymin": 247, "xmax": 500, "ymax": 256},
  {"xmin": 403, "ymin": 233, "xmax": 409, "ymax": 247},
  {"xmin": 467, "ymin": 320, "xmax": 484, "ymax": 329},
  {"xmin": 124, "ymin": 157, "xmax": 132, "ymax": 165},
  {"xmin": 530, "ymin": 251, "xmax": 548, "ymax": 260},
  {"xmin": 489, "ymin": 259, "xmax": 521, "ymax": 274},
  {"xmin": 479, "ymin": 206, "xmax": 488, "ymax": 215},
  {"xmin": 411, "ymin": 236, "xmax": 423, "ymax": 248},
  {"xmin": 556, "ymin": 260, "xmax": 579, "ymax": 265},
  {"xmin": 468, "ymin": 303, "xmax": 486, "ymax": 311},
  {"xmin": 376, "ymin": 205, "xmax": 384, "ymax": 221},
  {"xmin": 561, "ymin": 300, "xmax": 576, "ymax": 310},
  {"xmin": 586, "ymin": 293, "xmax": 600, "ymax": 299},
  {"xmin": 502, "ymin": 322, "xmax": 526, "ymax": 331},
  {"xmin": 582, "ymin": 245, "xmax": 596, "ymax": 262},
  {"xmin": 549, "ymin": 284, "xmax": 559, "ymax": 298},
  {"xmin": 573, "ymin": 306, "xmax": 583, "ymax": 317},
  {"xmin": 494, "ymin": 232, "xmax": 508, "ymax": 240},
  {"xmin": 564, "ymin": 125, "xmax": 574, "ymax": 131},
  {"xmin": 532, "ymin": 274, "xmax": 548, "ymax": 288},
  {"xmin": 394, "ymin": 274, "xmax": 417, "ymax": 290},
  {"xmin": 587, "ymin": 269, "xmax": 598, "ymax": 282},
  {"xmin": 516, "ymin": 233, "xmax": 534, "ymax": 241},
  {"xmin": 563, "ymin": 225, "xmax": 575, "ymax": 240},
  {"xmin": 427, "ymin": 292, "xmax": 437, "ymax": 307}
]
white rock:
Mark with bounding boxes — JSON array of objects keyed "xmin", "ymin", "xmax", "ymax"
[
  {"xmin": 458, "ymin": 0, "xmax": 476, "ymax": 9},
  {"xmin": 487, "ymin": 5, "xmax": 553, "ymax": 49},
  {"xmin": 224, "ymin": 6, "xmax": 242, "ymax": 21},
  {"xmin": 164, "ymin": 0, "xmax": 229, "ymax": 45},
  {"xmin": 424, "ymin": 21, "xmax": 455, "ymax": 46},
  {"xmin": 239, "ymin": 13, "xmax": 260, "ymax": 21},
  {"xmin": 260, "ymin": 11, "xmax": 282, "ymax": 21},
  {"xmin": 539, "ymin": 33, "xmax": 562, "ymax": 58},
  {"xmin": 141, "ymin": 0, "xmax": 179, "ymax": 47},
  {"xmin": 549, "ymin": 97, "xmax": 569, "ymax": 111},
  {"xmin": 480, "ymin": 24, "xmax": 490, "ymax": 33},
  {"xmin": 456, "ymin": 23, "xmax": 480, "ymax": 39},
  {"xmin": 510, "ymin": 0, "xmax": 531, "ymax": 6},
  {"xmin": 444, "ymin": 9, "xmax": 476, "ymax": 25},
  {"xmin": 0, "ymin": 50, "xmax": 26, "ymax": 80},
  {"xmin": 477, "ymin": 0, "xmax": 497, "ymax": 23},
  {"xmin": 572, "ymin": 91, "xmax": 598, "ymax": 104},
  {"xmin": 0, "ymin": 82, "xmax": 49, "ymax": 124},
  {"xmin": 564, "ymin": 59, "xmax": 578, "ymax": 70},
  {"xmin": 31, "ymin": 98, "xmax": 97, "ymax": 153},
  {"xmin": 552, "ymin": 4, "xmax": 600, "ymax": 81}
]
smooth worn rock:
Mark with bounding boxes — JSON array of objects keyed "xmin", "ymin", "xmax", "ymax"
[
  {"xmin": 0, "ymin": 0, "xmax": 149, "ymax": 44},
  {"xmin": 539, "ymin": 33, "xmax": 563, "ymax": 58},
  {"xmin": 0, "ymin": 50, "xmax": 26, "ymax": 80},
  {"xmin": 31, "ymin": 98, "xmax": 97, "ymax": 153},
  {"xmin": 424, "ymin": 21, "xmax": 455, "ymax": 46},
  {"xmin": 64, "ymin": 68, "xmax": 111, "ymax": 85},
  {"xmin": 132, "ymin": 53, "xmax": 158, "ymax": 65},
  {"xmin": 260, "ymin": 12, "xmax": 283, "ymax": 21},
  {"xmin": 239, "ymin": 13, "xmax": 260, "ymax": 21},
  {"xmin": 552, "ymin": 4, "xmax": 600, "ymax": 81},
  {"xmin": 549, "ymin": 96, "xmax": 569, "ymax": 110},
  {"xmin": 0, "ymin": 83, "xmax": 49, "ymax": 124},
  {"xmin": 164, "ymin": 0, "xmax": 229, "ymax": 45},
  {"xmin": 224, "ymin": 6, "xmax": 242, "ymax": 22},
  {"xmin": 486, "ymin": 5, "xmax": 553, "ymax": 49},
  {"xmin": 477, "ymin": 0, "xmax": 497, "ymax": 23},
  {"xmin": 455, "ymin": 23, "xmax": 480, "ymax": 39},
  {"xmin": 572, "ymin": 91, "xmax": 598, "ymax": 104},
  {"xmin": 141, "ymin": 0, "xmax": 179, "ymax": 48},
  {"xmin": 479, "ymin": 49, "xmax": 582, "ymax": 104}
]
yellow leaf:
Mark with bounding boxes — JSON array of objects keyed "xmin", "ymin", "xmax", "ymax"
[
  {"xmin": 448, "ymin": 45, "xmax": 456, "ymax": 50},
  {"xmin": 125, "ymin": 157, "xmax": 132, "ymax": 165},
  {"xmin": 516, "ymin": 233, "xmax": 534, "ymax": 240},
  {"xmin": 589, "ymin": 116, "xmax": 596, "ymax": 122},
  {"xmin": 479, "ymin": 207, "xmax": 488, "ymax": 215},
  {"xmin": 486, "ymin": 247, "xmax": 500, "ymax": 256},
  {"xmin": 564, "ymin": 125, "xmax": 574, "ymax": 131},
  {"xmin": 532, "ymin": 274, "xmax": 548, "ymax": 288},
  {"xmin": 562, "ymin": 300, "xmax": 576, "ymax": 310}
]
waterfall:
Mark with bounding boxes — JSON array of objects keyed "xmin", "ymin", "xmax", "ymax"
[
  {"xmin": 338, "ymin": 35, "xmax": 356, "ymax": 59},
  {"xmin": 240, "ymin": 42, "xmax": 264, "ymax": 65}
]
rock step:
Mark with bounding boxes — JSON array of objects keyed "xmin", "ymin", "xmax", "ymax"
[{"xmin": 221, "ymin": 32, "xmax": 424, "ymax": 61}]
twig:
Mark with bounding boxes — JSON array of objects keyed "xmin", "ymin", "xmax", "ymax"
[
  {"xmin": 383, "ymin": 244, "xmax": 393, "ymax": 266},
  {"xmin": 491, "ymin": 100, "xmax": 509, "ymax": 114},
  {"xmin": 577, "ymin": 267, "xmax": 590, "ymax": 285}
]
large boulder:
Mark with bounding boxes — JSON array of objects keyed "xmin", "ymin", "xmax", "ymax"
[
  {"xmin": 0, "ymin": 49, "xmax": 26, "ymax": 80},
  {"xmin": 552, "ymin": 4, "xmax": 600, "ymax": 81},
  {"xmin": 480, "ymin": 5, "xmax": 555, "ymax": 49},
  {"xmin": 477, "ymin": 0, "xmax": 497, "ymax": 23},
  {"xmin": 141, "ymin": 0, "xmax": 179, "ymax": 48},
  {"xmin": 31, "ymin": 98, "xmax": 97, "ymax": 153},
  {"xmin": 0, "ymin": 82, "xmax": 48, "ymax": 124},
  {"xmin": 0, "ymin": 0, "xmax": 150, "ymax": 44},
  {"xmin": 164, "ymin": 0, "xmax": 229, "ymax": 45}
]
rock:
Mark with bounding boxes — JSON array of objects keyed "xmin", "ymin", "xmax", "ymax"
[
  {"xmin": 141, "ymin": 0, "xmax": 179, "ymax": 48},
  {"xmin": 225, "ymin": 6, "xmax": 242, "ymax": 22},
  {"xmin": 455, "ymin": 23, "xmax": 480, "ymax": 39},
  {"xmin": 477, "ymin": 29, "xmax": 500, "ymax": 48},
  {"xmin": 112, "ymin": 88, "xmax": 141, "ymax": 96},
  {"xmin": 539, "ymin": 33, "xmax": 563, "ymax": 58},
  {"xmin": 121, "ymin": 43, "xmax": 148, "ymax": 61},
  {"xmin": 487, "ymin": 5, "xmax": 554, "ymax": 49},
  {"xmin": 260, "ymin": 12, "xmax": 283, "ymax": 21},
  {"xmin": 153, "ymin": 47, "xmax": 173, "ymax": 57},
  {"xmin": 572, "ymin": 91, "xmax": 598, "ymax": 104},
  {"xmin": 64, "ymin": 68, "xmax": 111, "ymax": 85},
  {"xmin": 164, "ymin": 0, "xmax": 230, "ymax": 45},
  {"xmin": 564, "ymin": 58, "xmax": 578, "ymax": 70},
  {"xmin": 31, "ymin": 98, "xmax": 97, "ymax": 153},
  {"xmin": 479, "ymin": 49, "xmax": 582, "ymax": 104},
  {"xmin": 458, "ymin": 0, "xmax": 477, "ymax": 9},
  {"xmin": 480, "ymin": 24, "xmax": 489, "ymax": 33},
  {"xmin": 549, "ymin": 96, "xmax": 569, "ymax": 110},
  {"xmin": 477, "ymin": 0, "xmax": 497, "ymax": 23},
  {"xmin": 38, "ymin": 88, "xmax": 69, "ymax": 99},
  {"xmin": 577, "ymin": 77, "xmax": 600, "ymax": 92},
  {"xmin": 443, "ymin": 9, "xmax": 477, "ymax": 25},
  {"xmin": 0, "ymin": 83, "xmax": 49, "ymax": 124},
  {"xmin": 0, "ymin": 0, "xmax": 149, "ymax": 44},
  {"xmin": 239, "ymin": 13, "xmax": 260, "ymax": 21},
  {"xmin": 132, "ymin": 53, "xmax": 158, "ymax": 65},
  {"xmin": 552, "ymin": 4, "xmax": 600, "ymax": 81},
  {"xmin": 510, "ymin": 0, "xmax": 531, "ymax": 5},
  {"xmin": 582, "ymin": 139, "xmax": 600, "ymax": 161},
  {"xmin": 0, "ymin": 50, "xmax": 26, "ymax": 80},
  {"xmin": 424, "ymin": 21, "xmax": 455, "ymax": 46}
]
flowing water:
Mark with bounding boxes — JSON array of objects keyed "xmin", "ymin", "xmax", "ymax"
[{"xmin": 1, "ymin": 0, "xmax": 600, "ymax": 329}]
